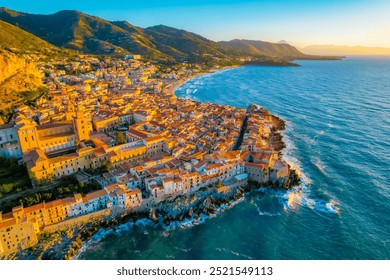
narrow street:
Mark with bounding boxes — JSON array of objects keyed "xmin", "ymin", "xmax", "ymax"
[{"xmin": 233, "ymin": 113, "xmax": 249, "ymax": 151}]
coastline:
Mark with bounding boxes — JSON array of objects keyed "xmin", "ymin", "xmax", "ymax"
[
  {"xmin": 164, "ymin": 65, "xmax": 240, "ymax": 97},
  {"xmin": 4, "ymin": 65, "xmax": 301, "ymax": 260}
]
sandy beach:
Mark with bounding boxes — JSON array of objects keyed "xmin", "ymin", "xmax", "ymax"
[{"xmin": 164, "ymin": 65, "xmax": 240, "ymax": 96}]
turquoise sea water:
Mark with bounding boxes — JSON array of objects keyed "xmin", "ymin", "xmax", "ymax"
[{"xmin": 79, "ymin": 57, "xmax": 390, "ymax": 260}]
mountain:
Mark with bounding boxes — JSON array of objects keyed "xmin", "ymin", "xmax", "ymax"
[
  {"xmin": 0, "ymin": 7, "xmax": 342, "ymax": 63},
  {"xmin": 0, "ymin": 8, "xmax": 300, "ymax": 63},
  {"xmin": 0, "ymin": 8, "xmax": 235, "ymax": 62},
  {"xmin": 0, "ymin": 8, "xmax": 135, "ymax": 56},
  {"xmin": 109, "ymin": 21, "xmax": 170, "ymax": 59},
  {"xmin": 143, "ymin": 25, "xmax": 242, "ymax": 62},
  {"xmin": 0, "ymin": 20, "xmax": 54, "ymax": 122},
  {"xmin": 218, "ymin": 39, "xmax": 337, "ymax": 60},
  {"xmin": 300, "ymin": 44, "xmax": 390, "ymax": 56},
  {"xmin": 0, "ymin": 48, "xmax": 44, "ymax": 122},
  {"xmin": 0, "ymin": 19, "xmax": 63, "ymax": 57}
]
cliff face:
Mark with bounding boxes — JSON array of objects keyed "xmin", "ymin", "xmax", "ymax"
[{"xmin": 0, "ymin": 49, "xmax": 43, "ymax": 105}]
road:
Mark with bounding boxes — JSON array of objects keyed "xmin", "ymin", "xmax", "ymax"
[{"xmin": 0, "ymin": 181, "xmax": 60, "ymax": 205}]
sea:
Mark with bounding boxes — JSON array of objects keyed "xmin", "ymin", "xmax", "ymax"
[{"xmin": 78, "ymin": 56, "xmax": 390, "ymax": 260}]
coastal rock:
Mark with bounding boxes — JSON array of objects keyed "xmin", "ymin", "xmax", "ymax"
[
  {"xmin": 187, "ymin": 207, "xmax": 194, "ymax": 218},
  {"xmin": 201, "ymin": 197, "xmax": 217, "ymax": 215},
  {"xmin": 149, "ymin": 208, "xmax": 157, "ymax": 221},
  {"xmin": 163, "ymin": 215, "xmax": 171, "ymax": 226}
]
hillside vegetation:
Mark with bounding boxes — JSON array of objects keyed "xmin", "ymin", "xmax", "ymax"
[{"xmin": 0, "ymin": 8, "xmax": 340, "ymax": 63}]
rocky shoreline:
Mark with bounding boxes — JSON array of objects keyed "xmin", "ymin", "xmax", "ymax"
[
  {"xmin": 2, "ymin": 67, "xmax": 301, "ymax": 260},
  {"xmin": 4, "ymin": 166, "xmax": 300, "ymax": 260}
]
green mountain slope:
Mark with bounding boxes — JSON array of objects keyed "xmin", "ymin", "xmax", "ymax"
[
  {"xmin": 0, "ymin": 8, "xmax": 254, "ymax": 62},
  {"xmin": 0, "ymin": 7, "xmax": 340, "ymax": 63},
  {"xmin": 144, "ymin": 25, "xmax": 234, "ymax": 62},
  {"xmin": 109, "ymin": 21, "xmax": 171, "ymax": 60},
  {"xmin": 0, "ymin": 8, "xmax": 132, "ymax": 56},
  {"xmin": 0, "ymin": 19, "xmax": 63, "ymax": 56}
]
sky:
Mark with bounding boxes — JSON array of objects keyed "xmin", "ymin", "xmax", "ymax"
[{"xmin": 0, "ymin": 0, "xmax": 389, "ymax": 48}]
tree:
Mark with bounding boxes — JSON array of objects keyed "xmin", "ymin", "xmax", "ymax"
[
  {"xmin": 116, "ymin": 131, "xmax": 126, "ymax": 145},
  {"xmin": 0, "ymin": 183, "xmax": 14, "ymax": 194},
  {"xmin": 101, "ymin": 160, "xmax": 112, "ymax": 172}
]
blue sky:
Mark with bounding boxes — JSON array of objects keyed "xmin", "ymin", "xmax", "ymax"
[{"xmin": 1, "ymin": 0, "xmax": 389, "ymax": 47}]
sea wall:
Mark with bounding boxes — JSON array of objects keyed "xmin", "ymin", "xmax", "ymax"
[{"xmin": 43, "ymin": 209, "xmax": 111, "ymax": 233}]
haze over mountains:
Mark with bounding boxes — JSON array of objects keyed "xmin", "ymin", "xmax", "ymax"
[
  {"xmin": 300, "ymin": 45, "xmax": 390, "ymax": 56},
  {"xmin": 0, "ymin": 7, "xmax": 336, "ymax": 63},
  {"xmin": 219, "ymin": 39, "xmax": 321, "ymax": 60}
]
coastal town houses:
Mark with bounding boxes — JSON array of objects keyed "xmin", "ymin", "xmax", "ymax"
[
  {"xmin": 0, "ymin": 183, "xmax": 143, "ymax": 256},
  {"xmin": 0, "ymin": 212, "xmax": 39, "ymax": 257},
  {"xmin": 0, "ymin": 53, "xmax": 293, "ymax": 257}
]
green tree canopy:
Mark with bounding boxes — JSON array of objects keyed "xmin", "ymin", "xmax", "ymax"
[{"xmin": 116, "ymin": 131, "xmax": 126, "ymax": 145}]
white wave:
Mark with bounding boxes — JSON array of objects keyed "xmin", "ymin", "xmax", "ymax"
[
  {"xmin": 163, "ymin": 196, "xmax": 245, "ymax": 231},
  {"xmin": 279, "ymin": 123, "xmax": 342, "ymax": 215},
  {"xmin": 281, "ymin": 128, "xmax": 312, "ymax": 185},
  {"xmin": 73, "ymin": 218, "xmax": 156, "ymax": 259},
  {"xmin": 174, "ymin": 246, "xmax": 192, "ymax": 253},
  {"xmin": 312, "ymin": 157, "xmax": 328, "ymax": 175},
  {"xmin": 280, "ymin": 187, "xmax": 340, "ymax": 215},
  {"xmin": 215, "ymin": 247, "xmax": 254, "ymax": 260},
  {"xmin": 326, "ymin": 123, "xmax": 335, "ymax": 128},
  {"xmin": 249, "ymin": 198, "xmax": 280, "ymax": 217},
  {"xmin": 258, "ymin": 211, "xmax": 280, "ymax": 216},
  {"xmin": 135, "ymin": 218, "xmax": 155, "ymax": 227},
  {"xmin": 73, "ymin": 227, "xmax": 115, "ymax": 259}
]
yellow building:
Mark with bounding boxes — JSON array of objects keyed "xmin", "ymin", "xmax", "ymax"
[
  {"xmin": 93, "ymin": 116, "xmax": 119, "ymax": 132},
  {"xmin": 16, "ymin": 108, "xmax": 91, "ymax": 155},
  {"xmin": 11, "ymin": 199, "xmax": 67, "ymax": 229},
  {"xmin": 36, "ymin": 121, "xmax": 77, "ymax": 154},
  {"xmin": 22, "ymin": 119, "xmax": 172, "ymax": 181},
  {"xmin": 16, "ymin": 118, "xmax": 40, "ymax": 153},
  {"xmin": 74, "ymin": 110, "xmax": 92, "ymax": 141},
  {"xmin": 144, "ymin": 136, "xmax": 165, "ymax": 156},
  {"xmin": 0, "ymin": 212, "xmax": 39, "ymax": 256},
  {"xmin": 24, "ymin": 146, "xmax": 97, "ymax": 181},
  {"xmin": 17, "ymin": 118, "xmax": 75, "ymax": 155},
  {"xmin": 107, "ymin": 143, "xmax": 147, "ymax": 168}
]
